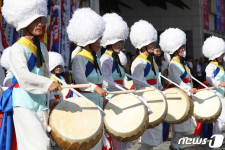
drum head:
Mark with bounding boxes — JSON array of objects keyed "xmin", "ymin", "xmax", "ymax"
[
  {"xmin": 104, "ymin": 94, "xmax": 148, "ymax": 142},
  {"xmin": 165, "ymin": 88, "xmax": 193, "ymax": 124},
  {"xmin": 193, "ymin": 90, "xmax": 222, "ymax": 123},
  {"xmin": 125, "ymin": 80, "xmax": 133, "ymax": 89},
  {"xmin": 49, "ymin": 97, "xmax": 103, "ymax": 150},
  {"xmin": 136, "ymin": 87, "xmax": 167, "ymax": 128}
]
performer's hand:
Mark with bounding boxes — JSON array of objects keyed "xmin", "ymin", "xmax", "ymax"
[
  {"xmin": 48, "ymin": 81, "xmax": 62, "ymax": 92},
  {"xmin": 94, "ymin": 86, "xmax": 108, "ymax": 97},
  {"xmin": 219, "ymin": 82, "xmax": 225, "ymax": 87},
  {"xmin": 190, "ymin": 88, "xmax": 197, "ymax": 94},
  {"xmin": 103, "ymin": 98, "xmax": 109, "ymax": 109}
]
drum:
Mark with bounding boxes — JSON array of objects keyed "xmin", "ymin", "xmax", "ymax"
[
  {"xmin": 125, "ymin": 80, "xmax": 133, "ymax": 89},
  {"xmin": 136, "ymin": 87, "xmax": 167, "ymax": 128},
  {"xmin": 49, "ymin": 97, "xmax": 103, "ymax": 150},
  {"xmin": 104, "ymin": 94, "xmax": 149, "ymax": 142},
  {"xmin": 165, "ymin": 88, "xmax": 193, "ymax": 124},
  {"xmin": 193, "ymin": 90, "xmax": 222, "ymax": 123}
]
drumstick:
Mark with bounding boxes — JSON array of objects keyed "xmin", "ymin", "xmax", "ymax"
[
  {"xmin": 125, "ymin": 73, "xmax": 155, "ymax": 89},
  {"xmin": 51, "ymin": 74, "xmax": 105, "ymax": 115},
  {"xmin": 190, "ymin": 75, "xmax": 208, "ymax": 88},
  {"xmin": 160, "ymin": 74, "xmax": 190, "ymax": 94},
  {"xmin": 197, "ymin": 87, "xmax": 214, "ymax": 91},
  {"xmin": 108, "ymin": 90, "xmax": 136, "ymax": 94},
  {"xmin": 61, "ymin": 84, "xmax": 91, "ymax": 89},
  {"xmin": 103, "ymin": 77, "xmax": 152, "ymax": 114}
]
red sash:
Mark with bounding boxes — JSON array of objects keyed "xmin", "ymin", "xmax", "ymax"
[
  {"xmin": 146, "ymin": 79, "xmax": 157, "ymax": 85},
  {"xmin": 114, "ymin": 80, "xmax": 123, "ymax": 86}
]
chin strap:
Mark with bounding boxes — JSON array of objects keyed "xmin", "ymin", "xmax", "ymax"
[
  {"xmin": 145, "ymin": 46, "xmax": 156, "ymax": 75},
  {"xmin": 112, "ymin": 49, "xmax": 123, "ymax": 77},
  {"xmin": 88, "ymin": 44, "xmax": 102, "ymax": 75}
]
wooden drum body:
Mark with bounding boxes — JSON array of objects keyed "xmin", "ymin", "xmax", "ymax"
[
  {"xmin": 165, "ymin": 88, "xmax": 193, "ymax": 124},
  {"xmin": 104, "ymin": 94, "xmax": 149, "ymax": 142},
  {"xmin": 193, "ymin": 90, "xmax": 222, "ymax": 123},
  {"xmin": 136, "ymin": 87, "xmax": 167, "ymax": 128},
  {"xmin": 49, "ymin": 97, "xmax": 103, "ymax": 150}
]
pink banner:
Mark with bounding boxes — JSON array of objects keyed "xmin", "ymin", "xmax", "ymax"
[
  {"xmin": 221, "ymin": 0, "xmax": 225, "ymax": 32},
  {"xmin": 203, "ymin": 0, "xmax": 209, "ymax": 29}
]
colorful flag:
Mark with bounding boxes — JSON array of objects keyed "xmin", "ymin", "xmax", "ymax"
[{"xmin": 50, "ymin": 6, "xmax": 60, "ymax": 53}]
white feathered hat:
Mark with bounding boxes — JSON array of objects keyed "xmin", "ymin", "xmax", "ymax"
[
  {"xmin": 2, "ymin": 0, "xmax": 48, "ymax": 31},
  {"xmin": 67, "ymin": 8, "xmax": 105, "ymax": 47},
  {"xmin": 101, "ymin": 13, "xmax": 129, "ymax": 47},
  {"xmin": 202, "ymin": 36, "xmax": 225, "ymax": 60},
  {"xmin": 49, "ymin": 52, "xmax": 65, "ymax": 73},
  {"xmin": 1, "ymin": 47, "xmax": 11, "ymax": 70},
  {"xmin": 130, "ymin": 20, "xmax": 157, "ymax": 49},
  {"xmin": 118, "ymin": 51, "xmax": 127, "ymax": 67},
  {"xmin": 159, "ymin": 28, "xmax": 186, "ymax": 54}
]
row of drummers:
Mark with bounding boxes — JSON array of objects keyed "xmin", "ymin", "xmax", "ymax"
[{"xmin": 48, "ymin": 8, "xmax": 225, "ymax": 150}]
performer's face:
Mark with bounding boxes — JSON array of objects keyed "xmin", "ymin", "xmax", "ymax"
[
  {"xmin": 153, "ymin": 48, "xmax": 161, "ymax": 56},
  {"xmin": 177, "ymin": 45, "xmax": 186, "ymax": 57},
  {"xmin": 91, "ymin": 38, "xmax": 101, "ymax": 52},
  {"xmin": 27, "ymin": 17, "xmax": 43, "ymax": 36},
  {"xmin": 112, "ymin": 41, "xmax": 124, "ymax": 53},
  {"xmin": 146, "ymin": 42, "xmax": 156, "ymax": 53},
  {"xmin": 217, "ymin": 53, "xmax": 225, "ymax": 62},
  {"xmin": 53, "ymin": 65, "xmax": 62, "ymax": 74}
]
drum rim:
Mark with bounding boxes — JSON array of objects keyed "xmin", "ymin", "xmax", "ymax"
[
  {"xmin": 104, "ymin": 94, "xmax": 149, "ymax": 142},
  {"xmin": 164, "ymin": 88, "xmax": 194, "ymax": 124},
  {"xmin": 136, "ymin": 88, "xmax": 168, "ymax": 128},
  {"xmin": 49, "ymin": 97, "xmax": 104, "ymax": 149},
  {"xmin": 192, "ymin": 90, "xmax": 222, "ymax": 123}
]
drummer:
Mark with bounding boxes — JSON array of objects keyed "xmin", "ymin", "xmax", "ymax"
[
  {"xmin": 100, "ymin": 13, "xmax": 129, "ymax": 150},
  {"xmin": 49, "ymin": 52, "xmax": 66, "ymax": 111},
  {"xmin": 67, "ymin": 8, "xmax": 107, "ymax": 149},
  {"xmin": 202, "ymin": 36, "xmax": 225, "ymax": 135},
  {"xmin": 159, "ymin": 28, "xmax": 197, "ymax": 150},
  {"xmin": 130, "ymin": 20, "xmax": 163, "ymax": 150},
  {"xmin": 1, "ymin": 0, "xmax": 61, "ymax": 149}
]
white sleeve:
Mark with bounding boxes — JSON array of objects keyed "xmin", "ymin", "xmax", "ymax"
[
  {"xmin": 41, "ymin": 43, "xmax": 51, "ymax": 79},
  {"xmin": 205, "ymin": 64, "xmax": 220, "ymax": 87},
  {"xmin": 168, "ymin": 62, "xmax": 192, "ymax": 91},
  {"xmin": 72, "ymin": 55, "xmax": 97, "ymax": 92},
  {"xmin": 100, "ymin": 55, "xmax": 121, "ymax": 90},
  {"xmin": 9, "ymin": 44, "xmax": 53, "ymax": 94},
  {"xmin": 131, "ymin": 58, "xmax": 148, "ymax": 90}
]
